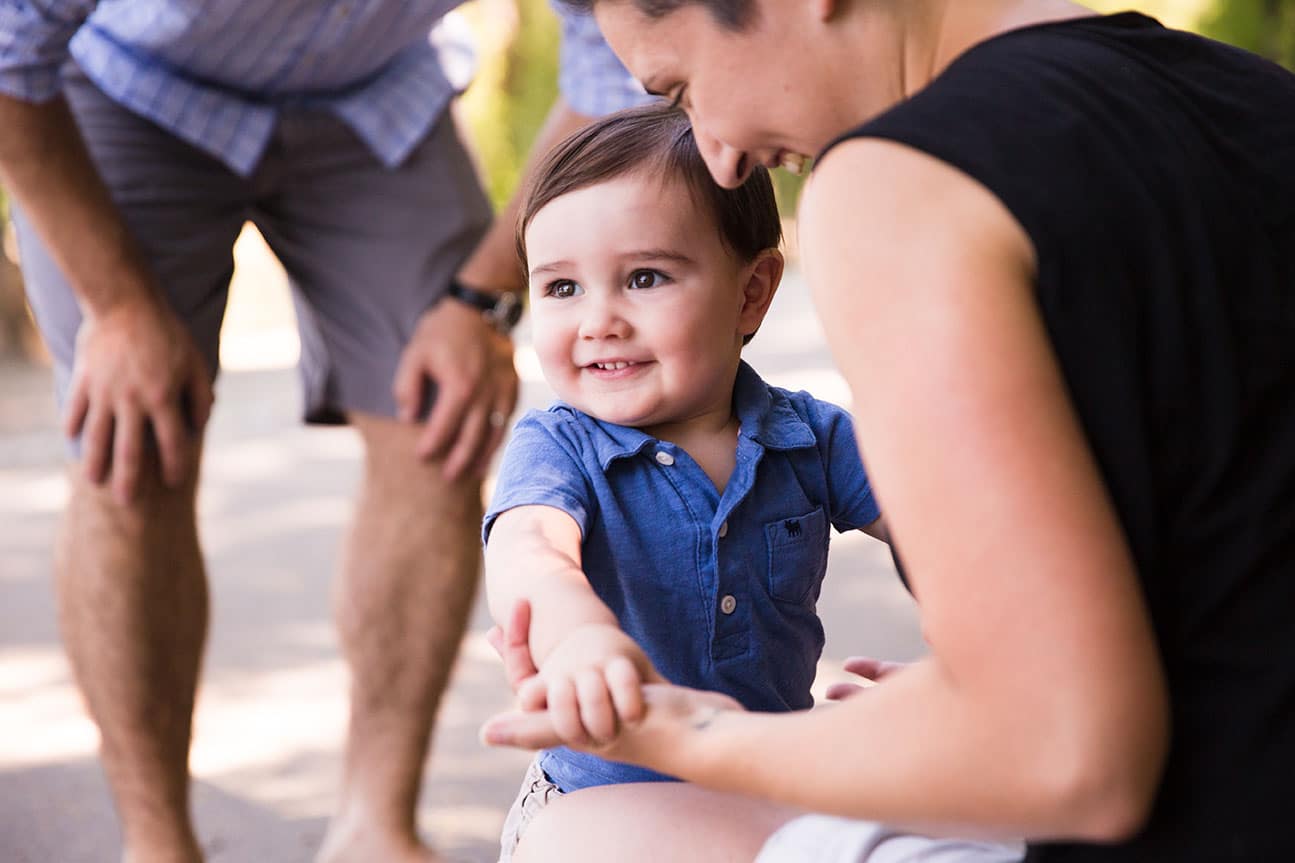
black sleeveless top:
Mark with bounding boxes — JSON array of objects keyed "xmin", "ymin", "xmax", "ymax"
[{"xmin": 822, "ymin": 13, "xmax": 1295, "ymax": 862}]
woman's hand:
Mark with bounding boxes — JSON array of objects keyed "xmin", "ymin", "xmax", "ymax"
[
  {"xmin": 824, "ymin": 656, "xmax": 909, "ymax": 701},
  {"xmin": 483, "ymin": 598, "xmax": 744, "ymax": 768},
  {"xmin": 482, "ymin": 680, "xmax": 743, "ymax": 762}
]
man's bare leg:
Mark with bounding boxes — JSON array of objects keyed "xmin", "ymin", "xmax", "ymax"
[
  {"xmin": 57, "ymin": 460, "xmax": 208, "ymax": 863},
  {"xmin": 317, "ymin": 413, "xmax": 482, "ymax": 863}
]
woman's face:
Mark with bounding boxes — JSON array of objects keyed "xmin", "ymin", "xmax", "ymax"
[{"xmin": 595, "ymin": 0, "xmax": 873, "ymax": 188}]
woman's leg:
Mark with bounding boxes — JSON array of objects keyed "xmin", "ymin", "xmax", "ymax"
[{"xmin": 513, "ymin": 783, "xmax": 800, "ymax": 863}]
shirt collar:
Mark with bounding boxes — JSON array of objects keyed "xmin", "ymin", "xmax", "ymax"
[
  {"xmin": 568, "ymin": 361, "xmax": 818, "ymax": 472},
  {"xmin": 732, "ymin": 360, "xmax": 818, "ymax": 451}
]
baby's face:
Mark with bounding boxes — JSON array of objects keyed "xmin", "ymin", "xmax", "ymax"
[{"xmin": 525, "ymin": 173, "xmax": 752, "ymax": 432}]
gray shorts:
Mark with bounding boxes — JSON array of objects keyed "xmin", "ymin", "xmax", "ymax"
[
  {"xmin": 498, "ymin": 756, "xmax": 565, "ymax": 863},
  {"xmin": 755, "ymin": 815, "xmax": 1024, "ymax": 863},
  {"xmin": 13, "ymin": 66, "xmax": 492, "ymax": 426}
]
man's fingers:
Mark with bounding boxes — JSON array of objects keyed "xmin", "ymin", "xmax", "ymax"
[
  {"xmin": 150, "ymin": 403, "xmax": 191, "ymax": 488},
  {"xmin": 441, "ymin": 403, "xmax": 491, "ymax": 481},
  {"xmin": 605, "ymin": 656, "xmax": 646, "ymax": 724},
  {"xmin": 63, "ymin": 376, "xmax": 90, "ymax": 439},
  {"xmin": 392, "ymin": 352, "xmax": 424, "ymax": 423},
  {"xmin": 481, "ymin": 709, "xmax": 564, "ymax": 750},
  {"xmin": 418, "ymin": 381, "xmax": 470, "ymax": 460},
  {"xmin": 81, "ymin": 400, "xmax": 113, "ymax": 485},
  {"xmin": 576, "ymin": 669, "xmax": 617, "ymax": 743},
  {"xmin": 471, "ymin": 411, "xmax": 511, "ymax": 478},
  {"xmin": 111, "ymin": 403, "xmax": 144, "ymax": 505},
  {"xmin": 188, "ymin": 365, "xmax": 214, "ymax": 431}
]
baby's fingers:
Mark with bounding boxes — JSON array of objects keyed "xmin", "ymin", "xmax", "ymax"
[
  {"xmin": 605, "ymin": 656, "xmax": 646, "ymax": 724},
  {"xmin": 518, "ymin": 675, "xmax": 548, "ymax": 712},
  {"xmin": 576, "ymin": 669, "xmax": 618, "ymax": 744},
  {"xmin": 547, "ymin": 676, "xmax": 590, "ymax": 747}
]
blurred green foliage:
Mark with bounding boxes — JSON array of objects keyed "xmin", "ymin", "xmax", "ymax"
[
  {"xmin": 460, "ymin": 0, "xmax": 559, "ymax": 210},
  {"xmin": 1198, "ymin": 0, "xmax": 1295, "ymax": 69}
]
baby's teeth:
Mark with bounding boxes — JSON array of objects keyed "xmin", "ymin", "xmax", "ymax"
[{"xmin": 779, "ymin": 153, "xmax": 808, "ymax": 175}]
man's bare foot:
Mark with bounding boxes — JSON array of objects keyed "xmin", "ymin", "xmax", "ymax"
[
  {"xmin": 120, "ymin": 835, "xmax": 204, "ymax": 863},
  {"xmin": 315, "ymin": 813, "xmax": 447, "ymax": 863}
]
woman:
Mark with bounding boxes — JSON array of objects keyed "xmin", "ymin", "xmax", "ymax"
[{"xmin": 484, "ymin": 2, "xmax": 1295, "ymax": 861}]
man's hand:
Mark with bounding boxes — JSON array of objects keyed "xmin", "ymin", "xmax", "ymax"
[
  {"xmin": 64, "ymin": 295, "xmax": 212, "ymax": 505},
  {"xmin": 392, "ymin": 298, "xmax": 518, "ymax": 480}
]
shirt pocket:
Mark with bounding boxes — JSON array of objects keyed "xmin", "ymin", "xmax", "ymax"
[{"xmin": 764, "ymin": 506, "xmax": 829, "ymax": 606}]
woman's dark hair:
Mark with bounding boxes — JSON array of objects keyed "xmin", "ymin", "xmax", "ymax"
[
  {"xmin": 559, "ymin": 0, "xmax": 753, "ymax": 30},
  {"xmin": 517, "ymin": 101, "xmax": 781, "ymax": 280}
]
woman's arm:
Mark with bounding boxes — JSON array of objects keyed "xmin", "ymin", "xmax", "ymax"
[{"xmin": 487, "ymin": 139, "xmax": 1169, "ymax": 841}]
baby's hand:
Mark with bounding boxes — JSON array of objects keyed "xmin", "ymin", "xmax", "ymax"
[{"xmin": 518, "ymin": 623, "xmax": 662, "ymax": 746}]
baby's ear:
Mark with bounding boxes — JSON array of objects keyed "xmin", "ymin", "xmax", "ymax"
[{"xmin": 739, "ymin": 248, "xmax": 785, "ymax": 337}]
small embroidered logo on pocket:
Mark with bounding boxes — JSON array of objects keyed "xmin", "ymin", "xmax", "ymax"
[{"xmin": 784, "ymin": 519, "xmax": 802, "ymax": 538}]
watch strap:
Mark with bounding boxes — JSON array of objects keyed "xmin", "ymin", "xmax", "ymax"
[{"xmin": 446, "ymin": 279, "xmax": 524, "ymax": 334}]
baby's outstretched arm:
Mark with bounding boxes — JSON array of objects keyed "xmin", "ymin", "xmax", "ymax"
[{"xmin": 485, "ymin": 505, "xmax": 663, "ymax": 743}]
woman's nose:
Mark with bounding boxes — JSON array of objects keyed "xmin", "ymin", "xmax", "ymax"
[{"xmin": 693, "ymin": 124, "xmax": 752, "ymax": 188}]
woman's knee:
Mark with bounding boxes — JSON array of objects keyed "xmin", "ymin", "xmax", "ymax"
[{"xmin": 513, "ymin": 783, "xmax": 795, "ymax": 863}]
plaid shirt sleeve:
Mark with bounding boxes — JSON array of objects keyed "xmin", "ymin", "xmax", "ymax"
[
  {"xmin": 550, "ymin": 2, "xmax": 655, "ymax": 116},
  {"xmin": 0, "ymin": 0, "xmax": 97, "ymax": 102}
]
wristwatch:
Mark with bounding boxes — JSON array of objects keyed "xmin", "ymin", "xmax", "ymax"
[{"xmin": 446, "ymin": 279, "xmax": 524, "ymax": 335}]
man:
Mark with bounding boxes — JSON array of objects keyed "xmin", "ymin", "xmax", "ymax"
[{"xmin": 0, "ymin": 2, "xmax": 647, "ymax": 861}]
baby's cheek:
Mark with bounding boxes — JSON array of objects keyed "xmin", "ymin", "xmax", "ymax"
[{"xmin": 531, "ymin": 336, "xmax": 573, "ymax": 389}]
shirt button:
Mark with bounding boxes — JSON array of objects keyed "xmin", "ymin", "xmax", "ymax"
[
  {"xmin": 718, "ymin": 521, "xmax": 729, "ymax": 538},
  {"xmin": 654, "ymin": 451, "xmax": 675, "ymax": 466},
  {"xmin": 720, "ymin": 594, "xmax": 737, "ymax": 615}
]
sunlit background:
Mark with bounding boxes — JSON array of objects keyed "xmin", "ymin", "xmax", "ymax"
[{"xmin": 1, "ymin": 2, "xmax": 1292, "ymax": 861}]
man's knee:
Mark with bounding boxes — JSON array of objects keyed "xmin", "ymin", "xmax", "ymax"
[
  {"xmin": 65, "ymin": 450, "xmax": 201, "ymax": 534},
  {"xmin": 350, "ymin": 412, "xmax": 483, "ymax": 505}
]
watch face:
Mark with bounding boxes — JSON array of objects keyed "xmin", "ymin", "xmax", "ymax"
[{"xmin": 494, "ymin": 292, "xmax": 523, "ymax": 331}]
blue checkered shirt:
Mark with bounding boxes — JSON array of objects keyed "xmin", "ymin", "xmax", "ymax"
[{"xmin": 0, "ymin": 0, "xmax": 650, "ymax": 176}]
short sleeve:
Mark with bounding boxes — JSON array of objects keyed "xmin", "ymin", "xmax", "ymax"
[
  {"xmin": 483, "ymin": 410, "xmax": 596, "ymax": 545},
  {"xmin": 549, "ymin": 1, "xmax": 654, "ymax": 116},
  {"xmin": 0, "ymin": 1, "xmax": 97, "ymax": 102},
  {"xmin": 806, "ymin": 397, "xmax": 881, "ymax": 532}
]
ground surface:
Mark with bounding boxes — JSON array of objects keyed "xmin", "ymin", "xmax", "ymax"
[{"xmin": 0, "ymin": 232, "xmax": 921, "ymax": 862}]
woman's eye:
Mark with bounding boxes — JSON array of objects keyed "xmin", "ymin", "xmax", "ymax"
[
  {"xmin": 629, "ymin": 270, "xmax": 664, "ymax": 290},
  {"xmin": 546, "ymin": 280, "xmax": 580, "ymax": 299}
]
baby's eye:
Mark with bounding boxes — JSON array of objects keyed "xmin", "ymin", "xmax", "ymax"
[
  {"xmin": 628, "ymin": 269, "xmax": 665, "ymax": 290},
  {"xmin": 545, "ymin": 280, "xmax": 581, "ymax": 299}
]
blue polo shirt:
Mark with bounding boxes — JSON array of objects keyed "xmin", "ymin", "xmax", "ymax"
[{"xmin": 483, "ymin": 362, "xmax": 880, "ymax": 792}]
